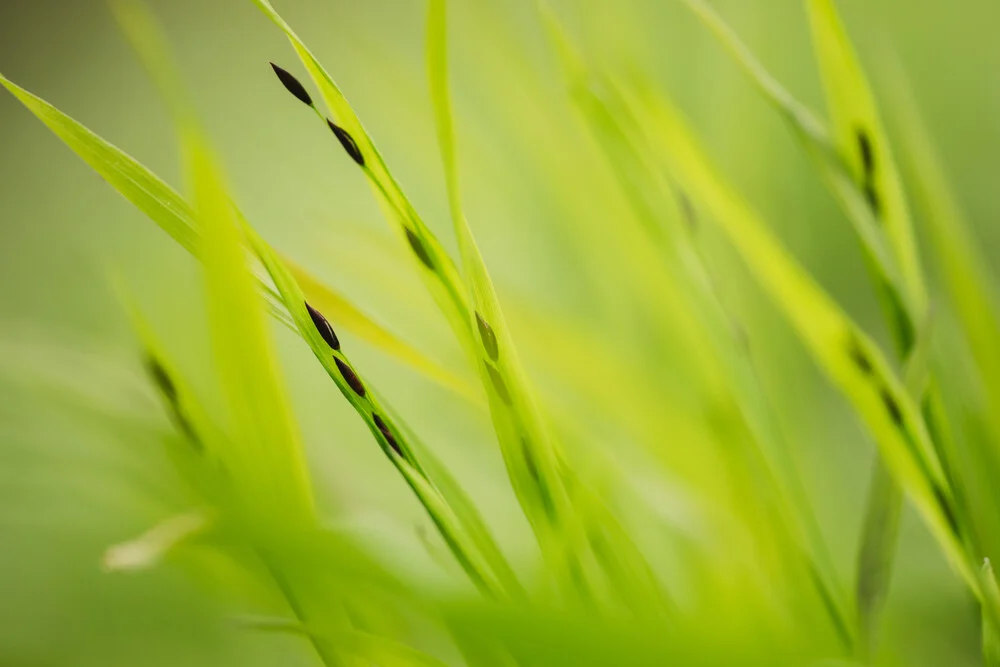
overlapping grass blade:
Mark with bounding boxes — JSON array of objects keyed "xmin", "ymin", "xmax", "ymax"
[
  {"xmin": 251, "ymin": 0, "xmax": 472, "ymax": 345},
  {"xmin": 626, "ymin": 82, "xmax": 977, "ymax": 598},
  {"xmin": 0, "ymin": 73, "xmax": 472, "ymax": 402}
]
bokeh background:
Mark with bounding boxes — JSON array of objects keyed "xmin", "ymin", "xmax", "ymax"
[{"xmin": 1, "ymin": 0, "xmax": 999, "ymax": 665}]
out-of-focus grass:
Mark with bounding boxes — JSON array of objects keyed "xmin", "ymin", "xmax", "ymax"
[{"xmin": 2, "ymin": 0, "xmax": 1000, "ymax": 666}]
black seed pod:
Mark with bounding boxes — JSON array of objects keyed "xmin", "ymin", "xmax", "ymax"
[
  {"xmin": 372, "ymin": 413, "xmax": 402, "ymax": 457},
  {"xmin": 327, "ymin": 120, "xmax": 365, "ymax": 166},
  {"xmin": 864, "ymin": 182, "xmax": 881, "ymax": 217},
  {"xmin": 305, "ymin": 301, "xmax": 340, "ymax": 350},
  {"xmin": 335, "ymin": 357, "xmax": 366, "ymax": 397},
  {"xmin": 522, "ymin": 437, "xmax": 556, "ymax": 520},
  {"xmin": 933, "ymin": 484, "xmax": 961, "ymax": 537},
  {"xmin": 270, "ymin": 62, "xmax": 313, "ymax": 107},
  {"xmin": 475, "ymin": 312, "xmax": 499, "ymax": 362},
  {"xmin": 486, "ymin": 365, "xmax": 512, "ymax": 405},
  {"xmin": 146, "ymin": 356, "xmax": 177, "ymax": 403},
  {"xmin": 880, "ymin": 386, "xmax": 904, "ymax": 427},
  {"xmin": 846, "ymin": 336, "xmax": 873, "ymax": 375},
  {"xmin": 856, "ymin": 128, "xmax": 876, "ymax": 176},
  {"xmin": 405, "ymin": 228, "xmax": 435, "ymax": 270}
]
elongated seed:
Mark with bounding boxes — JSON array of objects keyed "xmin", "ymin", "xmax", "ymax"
[
  {"xmin": 879, "ymin": 386, "xmax": 903, "ymax": 427},
  {"xmin": 335, "ymin": 357, "xmax": 366, "ymax": 397},
  {"xmin": 475, "ymin": 312, "xmax": 499, "ymax": 362},
  {"xmin": 522, "ymin": 437, "xmax": 556, "ymax": 521},
  {"xmin": 327, "ymin": 120, "xmax": 365, "ymax": 166},
  {"xmin": 270, "ymin": 62, "xmax": 313, "ymax": 107},
  {"xmin": 933, "ymin": 484, "xmax": 960, "ymax": 537},
  {"xmin": 372, "ymin": 413, "xmax": 402, "ymax": 457},
  {"xmin": 405, "ymin": 228, "xmax": 435, "ymax": 270},
  {"xmin": 856, "ymin": 128, "xmax": 876, "ymax": 176},
  {"xmin": 486, "ymin": 365, "xmax": 512, "ymax": 405},
  {"xmin": 846, "ymin": 336, "xmax": 873, "ymax": 375},
  {"xmin": 146, "ymin": 356, "xmax": 177, "ymax": 402},
  {"xmin": 305, "ymin": 301, "xmax": 340, "ymax": 350}
]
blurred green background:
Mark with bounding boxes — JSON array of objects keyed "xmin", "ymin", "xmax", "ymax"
[{"xmin": 2, "ymin": 0, "xmax": 999, "ymax": 664}]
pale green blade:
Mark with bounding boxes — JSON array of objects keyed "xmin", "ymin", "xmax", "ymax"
[
  {"xmin": 806, "ymin": 0, "xmax": 926, "ymax": 315},
  {"xmin": 0, "ymin": 74, "xmax": 473, "ymax": 402},
  {"xmin": 630, "ymin": 83, "xmax": 976, "ymax": 596},
  {"xmin": 113, "ymin": 0, "xmax": 314, "ymax": 522}
]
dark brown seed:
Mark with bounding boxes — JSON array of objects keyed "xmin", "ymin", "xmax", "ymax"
[
  {"xmin": 847, "ymin": 336, "xmax": 873, "ymax": 375},
  {"xmin": 475, "ymin": 312, "xmax": 499, "ymax": 362},
  {"xmin": 486, "ymin": 365, "xmax": 512, "ymax": 405},
  {"xmin": 146, "ymin": 356, "xmax": 177, "ymax": 403},
  {"xmin": 405, "ymin": 228, "xmax": 435, "ymax": 270},
  {"xmin": 880, "ymin": 386, "xmax": 903, "ymax": 427},
  {"xmin": 372, "ymin": 413, "xmax": 402, "ymax": 456},
  {"xmin": 856, "ymin": 128, "xmax": 876, "ymax": 176},
  {"xmin": 933, "ymin": 484, "xmax": 961, "ymax": 537},
  {"xmin": 270, "ymin": 62, "xmax": 313, "ymax": 107},
  {"xmin": 327, "ymin": 120, "xmax": 365, "ymax": 166},
  {"xmin": 305, "ymin": 301, "xmax": 340, "ymax": 350},
  {"xmin": 864, "ymin": 182, "xmax": 881, "ymax": 217},
  {"xmin": 335, "ymin": 357, "xmax": 366, "ymax": 397}
]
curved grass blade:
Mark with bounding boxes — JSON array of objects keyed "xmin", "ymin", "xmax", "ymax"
[
  {"xmin": 805, "ymin": 0, "xmax": 926, "ymax": 315},
  {"xmin": 0, "ymin": 73, "xmax": 473, "ymax": 403},
  {"xmin": 628, "ymin": 83, "xmax": 978, "ymax": 598},
  {"xmin": 243, "ymin": 219, "xmax": 514, "ymax": 599},
  {"xmin": 426, "ymin": 0, "xmax": 567, "ymax": 553},
  {"xmin": 250, "ymin": 0, "xmax": 472, "ymax": 345}
]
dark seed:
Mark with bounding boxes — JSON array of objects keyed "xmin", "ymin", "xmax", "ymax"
[
  {"xmin": 880, "ymin": 386, "xmax": 904, "ymax": 427},
  {"xmin": 305, "ymin": 301, "xmax": 340, "ymax": 350},
  {"xmin": 486, "ymin": 365, "xmax": 512, "ymax": 405},
  {"xmin": 864, "ymin": 182, "xmax": 881, "ymax": 217},
  {"xmin": 372, "ymin": 413, "xmax": 402, "ymax": 456},
  {"xmin": 146, "ymin": 356, "xmax": 177, "ymax": 403},
  {"xmin": 270, "ymin": 62, "xmax": 313, "ymax": 107},
  {"xmin": 335, "ymin": 357, "xmax": 366, "ymax": 397},
  {"xmin": 856, "ymin": 128, "xmax": 876, "ymax": 176},
  {"xmin": 847, "ymin": 336, "xmax": 873, "ymax": 375},
  {"xmin": 475, "ymin": 312, "xmax": 499, "ymax": 362},
  {"xmin": 522, "ymin": 438, "xmax": 556, "ymax": 521},
  {"xmin": 405, "ymin": 228, "xmax": 435, "ymax": 270},
  {"xmin": 933, "ymin": 483, "xmax": 961, "ymax": 538},
  {"xmin": 327, "ymin": 120, "xmax": 365, "ymax": 166}
]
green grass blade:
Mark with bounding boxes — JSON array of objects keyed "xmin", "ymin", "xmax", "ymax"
[
  {"xmin": 630, "ymin": 83, "xmax": 976, "ymax": 596},
  {"xmin": 806, "ymin": 0, "xmax": 926, "ymax": 314},
  {"xmin": 113, "ymin": 0, "xmax": 314, "ymax": 523},
  {"xmin": 250, "ymin": 0, "xmax": 472, "ymax": 345},
  {"xmin": 0, "ymin": 75, "xmax": 473, "ymax": 402},
  {"xmin": 426, "ymin": 0, "xmax": 566, "ymax": 550},
  {"xmin": 243, "ymin": 218, "xmax": 511, "ymax": 598}
]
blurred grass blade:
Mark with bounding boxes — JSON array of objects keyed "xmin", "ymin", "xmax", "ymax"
[
  {"xmin": 629, "ymin": 82, "xmax": 976, "ymax": 595},
  {"xmin": 984, "ymin": 560, "xmax": 1000, "ymax": 667},
  {"xmin": 112, "ymin": 0, "xmax": 314, "ymax": 522},
  {"xmin": 806, "ymin": 0, "xmax": 925, "ymax": 315},
  {"xmin": 242, "ymin": 616, "xmax": 451, "ymax": 667},
  {"xmin": 0, "ymin": 74, "xmax": 473, "ymax": 402},
  {"xmin": 103, "ymin": 510, "xmax": 211, "ymax": 572}
]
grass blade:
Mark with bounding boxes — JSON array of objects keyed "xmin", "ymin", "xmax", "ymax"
[{"xmin": 0, "ymin": 73, "xmax": 472, "ymax": 401}]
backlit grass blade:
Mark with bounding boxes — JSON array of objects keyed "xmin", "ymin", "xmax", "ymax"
[
  {"xmin": 251, "ymin": 0, "xmax": 472, "ymax": 345},
  {"xmin": 113, "ymin": 0, "xmax": 314, "ymax": 523},
  {"xmin": 243, "ymin": 218, "xmax": 513, "ymax": 598},
  {"xmin": 0, "ymin": 74, "xmax": 472, "ymax": 402},
  {"xmin": 426, "ymin": 0, "xmax": 567, "ymax": 553},
  {"xmin": 629, "ymin": 83, "xmax": 977, "ymax": 596},
  {"xmin": 806, "ymin": 0, "xmax": 926, "ymax": 315}
]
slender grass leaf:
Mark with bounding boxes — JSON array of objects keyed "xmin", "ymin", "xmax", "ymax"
[
  {"xmin": 628, "ymin": 82, "xmax": 977, "ymax": 595},
  {"xmin": 0, "ymin": 74, "xmax": 473, "ymax": 401}
]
